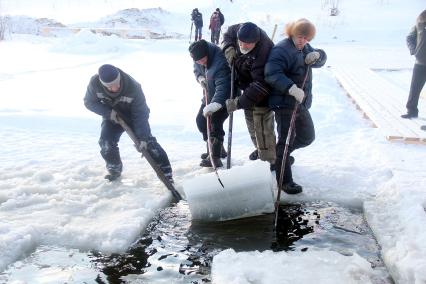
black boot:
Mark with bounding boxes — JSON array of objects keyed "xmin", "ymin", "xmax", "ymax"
[
  {"xmin": 200, "ymin": 156, "xmax": 223, "ymax": 168},
  {"xmin": 249, "ymin": 149, "xmax": 258, "ymax": 160},
  {"xmin": 201, "ymin": 144, "xmax": 227, "ymax": 159},
  {"xmin": 282, "ymin": 181, "xmax": 303, "ymax": 194},
  {"xmin": 104, "ymin": 171, "xmax": 121, "ymax": 181},
  {"xmin": 401, "ymin": 111, "xmax": 418, "ymax": 119}
]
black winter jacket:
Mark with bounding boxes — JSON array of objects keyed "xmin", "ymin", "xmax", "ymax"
[
  {"xmin": 222, "ymin": 24, "xmax": 273, "ymax": 108},
  {"xmin": 84, "ymin": 69, "xmax": 151, "ymax": 140},
  {"xmin": 407, "ymin": 20, "xmax": 426, "ymax": 65},
  {"xmin": 191, "ymin": 11, "xmax": 203, "ymax": 28},
  {"xmin": 265, "ymin": 38, "xmax": 327, "ymax": 110},
  {"xmin": 193, "ymin": 42, "xmax": 231, "ymax": 106}
]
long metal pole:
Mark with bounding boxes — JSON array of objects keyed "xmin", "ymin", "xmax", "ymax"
[
  {"xmin": 203, "ymin": 88, "xmax": 225, "ymax": 188},
  {"xmin": 226, "ymin": 64, "xmax": 235, "ymax": 169},
  {"xmin": 273, "ymin": 67, "xmax": 311, "ymax": 229}
]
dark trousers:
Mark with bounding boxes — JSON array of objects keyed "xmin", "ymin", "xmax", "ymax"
[
  {"xmin": 406, "ymin": 63, "xmax": 426, "ymax": 114},
  {"xmin": 196, "ymin": 104, "xmax": 228, "ymax": 157},
  {"xmin": 210, "ymin": 29, "xmax": 220, "ymax": 45},
  {"xmin": 274, "ymin": 108, "xmax": 315, "ymax": 185},
  {"xmin": 195, "ymin": 26, "xmax": 202, "ymax": 41},
  {"xmin": 99, "ymin": 120, "xmax": 172, "ymax": 176}
]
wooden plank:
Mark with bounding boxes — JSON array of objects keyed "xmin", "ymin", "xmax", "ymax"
[{"xmin": 332, "ymin": 66, "xmax": 426, "ymax": 144}]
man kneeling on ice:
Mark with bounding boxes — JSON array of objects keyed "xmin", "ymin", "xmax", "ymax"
[
  {"xmin": 84, "ymin": 64, "xmax": 174, "ymax": 182},
  {"xmin": 189, "ymin": 39, "xmax": 231, "ymax": 167}
]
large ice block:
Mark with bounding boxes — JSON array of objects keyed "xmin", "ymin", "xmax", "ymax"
[{"xmin": 183, "ymin": 160, "xmax": 275, "ymax": 221}]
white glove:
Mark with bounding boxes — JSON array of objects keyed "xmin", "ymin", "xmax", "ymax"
[
  {"xmin": 203, "ymin": 102, "xmax": 222, "ymax": 117},
  {"xmin": 305, "ymin": 51, "xmax": 320, "ymax": 65},
  {"xmin": 197, "ymin": 76, "xmax": 207, "ymax": 89},
  {"xmin": 288, "ymin": 84, "xmax": 305, "ymax": 103},
  {"xmin": 110, "ymin": 109, "xmax": 119, "ymax": 124}
]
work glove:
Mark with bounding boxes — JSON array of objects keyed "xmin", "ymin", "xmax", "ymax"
[
  {"xmin": 135, "ymin": 140, "xmax": 148, "ymax": 157},
  {"xmin": 203, "ymin": 102, "xmax": 222, "ymax": 117},
  {"xmin": 305, "ymin": 51, "xmax": 320, "ymax": 65},
  {"xmin": 288, "ymin": 84, "xmax": 305, "ymax": 103},
  {"xmin": 225, "ymin": 97, "xmax": 239, "ymax": 113},
  {"xmin": 109, "ymin": 109, "xmax": 119, "ymax": 124},
  {"xmin": 224, "ymin": 46, "xmax": 237, "ymax": 66},
  {"xmin": 197, "ymin": 76, "xmax": 207, "ymax": 89}
]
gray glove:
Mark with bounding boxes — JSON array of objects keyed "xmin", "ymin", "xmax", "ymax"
[
  {"xmin": 288, "ymin": 84, "xmax": 304, "ymax": 103},
  {"xmin": 226, "ymin": 97, "xmax": 239, "ymax": 113},
  {"xmin": 224, "ymin": 46, "xmax": 237, "ymax": 66},
  {"xmin": 109, "ymin": 109, "xmax": 119, "ymax": 124},
  {"xmin": 305, "ymin": 51, "xmax": 320, "ymax": 65},
  {"xmin": 137, "ymin": 140, "xmax": 148, "ymax": 153},
  {"xmin": 197, "ymin": 76, "xmax": 207, "ymax": 89}
]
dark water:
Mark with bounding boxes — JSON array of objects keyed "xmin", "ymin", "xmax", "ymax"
[{"xmin": 89, "ymin": 200, "xmax": 392, "ymax": 284}]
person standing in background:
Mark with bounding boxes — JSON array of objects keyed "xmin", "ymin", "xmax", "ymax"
[
  {"xmin": 401, "ymin": 10, "xmax": 426, "ymax": 119},
  {"xmin": 191, "ymin": 8, "xmax": 204, "ymax": 41}
]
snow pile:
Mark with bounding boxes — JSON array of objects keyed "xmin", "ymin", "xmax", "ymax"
[{"xmin": 212, "ymin": 249, "xmax": 381, "ymax": 284}]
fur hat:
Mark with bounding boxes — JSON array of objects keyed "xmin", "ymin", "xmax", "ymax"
[
  {"xmin": 98, "ymin": 64, "xmax": 120, "ymax": 87},
  {"xmin": 237, "ymin": 22, "xmax": 260, "ymax": 43},
  {"xmin": 285, "ymin": 18, "xmax": 316, "ymax": 41},
  {"xmin": 189, "ymin": 39, "xmax": 209, "ymax": 61}
]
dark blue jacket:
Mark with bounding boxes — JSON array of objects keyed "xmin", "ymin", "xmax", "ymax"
[
  {"xmin": 84, "ymin": 69, "xmax": 151, "ymax": 140},
  {"xmin": 193, "ymin": 42, "xmax": 231, "ymax": 105},
  {"xmin": 265, "ymin": 38, "xmax": 327, "ymax": 110}
]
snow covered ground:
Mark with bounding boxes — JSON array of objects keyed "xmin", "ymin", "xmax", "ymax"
[{"xmin": 0, "ymin": 0, "xmax": 425, "ymax": 283}]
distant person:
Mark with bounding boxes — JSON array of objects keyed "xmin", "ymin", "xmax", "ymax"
[
  {"xmin": 401, "ymin": 10, "xmax": 426, "ymax": 119},
  {"xmin": 189, "ymin": 40, "xmax": 231, "ymax": 167},
  {"xmin": 222, "ymin": 22, "xmax": 276, "ymax": 171},
  {"xmin": 209, "ymin": 8, "xmax": 225, "ymax": 45},
  {"xmin": 265, "ymin": 19, "xmax": 327, "ymax": 194},
  {"xmin": 84, "ymin": 64, "xmax": 173, "ymax": 182},
  {"xmin": 191, "ymin": 8, "xmax": 203, "ymax": 41}
]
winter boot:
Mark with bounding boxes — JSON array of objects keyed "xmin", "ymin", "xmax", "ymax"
[
  {"xmin": 421, "ymin": 125, "xmax": 426, "ymax": 131},
  {"xmin": 200, "ymin": 156, "xmax": 223, "ymax": 168},
  {"xmin": 104, "ymin": 171, "xmax": 121, "ymax": 182},
  {"xmin": 249, "ymin": 149, "xmax": 258, "ymax": 160},
  {"xmin": 282, "ymin": 181, "xmax": 303, "ymax": 194},
  {"xmin": 201, "ymin": 144, "xmax": 227, "ymax": 159},
  {"xmin": 401, "ymin": 111, "xmax": 418, "ymax": 119}
]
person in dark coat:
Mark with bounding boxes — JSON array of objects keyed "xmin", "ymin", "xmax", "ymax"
[
  {"xmin": 265, "ymin": 19, "xmax": 327, "ymax": 194},
  {"xmin": 84, "ymin": 64, "xmax": 173, "ymax": 182},
  {"xmin": 189, "ymin": 40, "xmax": 231, "ymax": 167},
  {"xmin": 401, "ymin": 10, "xmax": 426, "ymax": 119},
  {"xmin": 222, "ymin": 22, "xmax": 276, "ymax": 170},
  {"xmin": 191, "ymin": 8, "xmax": 203, "ymax": 41}
]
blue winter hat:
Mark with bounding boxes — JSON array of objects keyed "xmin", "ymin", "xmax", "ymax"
[
  {"xmin": 98, "ymin": 64, "xmax": 120, "ymax": 87},
  {"xmin": 237, "ymin": 22, "xmax": 260, "ymax": 43}
]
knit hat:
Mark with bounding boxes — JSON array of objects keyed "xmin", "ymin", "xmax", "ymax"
[
  {"xmin": 189, "ymin": 39, "xmax": 209, "ymax": 61},
  {"xmin": 216, "ymin": 8, "xmax": 220, "ymax": 12},
  {"xmin": 285, "ymin": 18, "xmax": 316, "ymax": 41},
  {"xmin": 237, "ymin": 22, "xmax": 260, "ymax": 43},
  {"xmin": 98, "ymin": 64, "xmax": 120, "ymax": 87},
  {"xmin": 417, "ymin": 10, "xmax": 426, "ymax": 24}
]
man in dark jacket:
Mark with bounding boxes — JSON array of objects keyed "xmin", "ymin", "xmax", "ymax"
[
  {"xmin": 401, "ymin": 10, "xmax": 426, "ymax": 119},
  {"xmin": 265, "ymin": 19, "xmax": 327, "ymax": 194},
  {"xmin": 222, "ymin": 22, "xmax": 276, "ymax": 170},
  {"xmin": 191, "ymin": 8, "xmax": 203, "ymax": 41},
  {"xmin": 189, "ymin": 39, "xmax": 231, "ymax": 167},
  {"xmin": 84, "ymin": 64, "xmax": 173, "ymax": 182}
]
